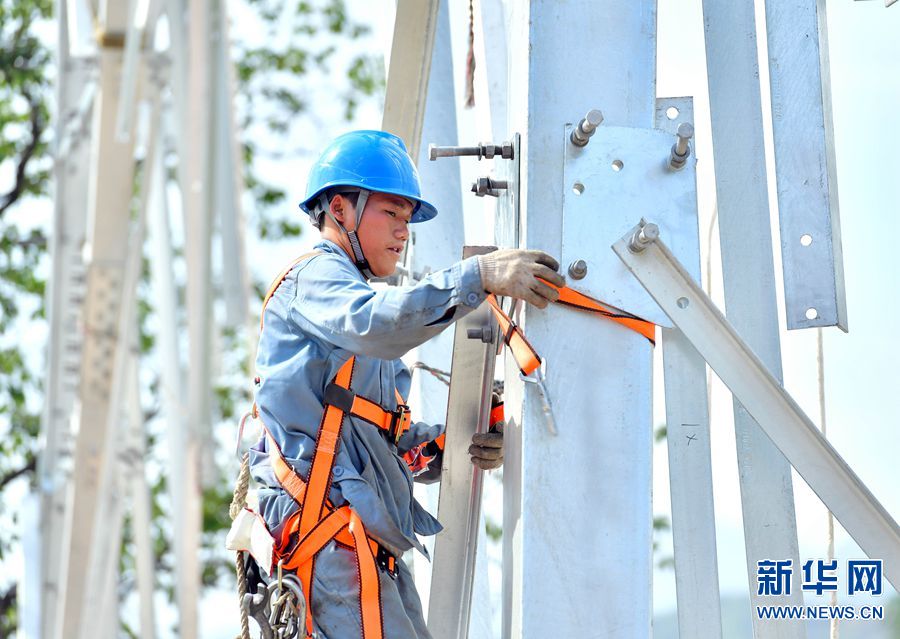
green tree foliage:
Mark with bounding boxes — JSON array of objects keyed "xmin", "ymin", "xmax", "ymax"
[
  {"xmin": 0, "ymin": 0, "xmax": 383, "ymax": 633},
  {"xmin": 234, "ymin": 0, "xmax": 384, "ymax": 241},
  {"xmin": 0, "ymin": 0, "xmax": 53, "ymax": 633}
]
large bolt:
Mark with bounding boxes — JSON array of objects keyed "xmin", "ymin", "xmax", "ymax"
[
  {"xmin": 429, "ymin": 141, "xmax": 515, "ymax": 161},
  {"xmin": 668, "ymin": 122, "xmax": 694, "ymax": 170},
  {"xmin": 471, "ymin": 177, "xmax": 509, "ymax": 197},
  {"xmin": 467, "ymin": 325, "xmax": 494, "ymax": 343},
  {"xmin": 628, "ymin": 223, "xmax": 660, "ymax": 253},
  {"xmin": 570, "ymin": 109, "xmax": 604, "ymax": 147},
  {"xmin": 568, "ymin": 259, "xmax": 588, "ymax": 280}
]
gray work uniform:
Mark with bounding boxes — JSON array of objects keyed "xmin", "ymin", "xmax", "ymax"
[{"xmin": 250, "ymin": 238, "xmax": 486, "ymax": 638}]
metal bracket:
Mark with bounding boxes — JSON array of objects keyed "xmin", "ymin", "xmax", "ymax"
[
  {"xmin": 562, "ymin": 110, "xmax": 701, "ymax": 327},
  {"xmin": 613, "ymin": 220, "xmax": 900, "ymax": 590}
]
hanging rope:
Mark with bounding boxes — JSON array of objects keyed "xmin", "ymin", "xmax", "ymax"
[
  {"xmin": 230, "ymin": 453, "xmax": 252, "ymax": 639},
  {"xmin": 464, "ymin": 0, "xmax": 476, "ymax": 108},
  {"xmin": 817, "ymin": 328, "xmax": 839, "ymax": 639},
  {"xmin": 410, "ymin": 361, "xmax": 452, "ymax": 387}
]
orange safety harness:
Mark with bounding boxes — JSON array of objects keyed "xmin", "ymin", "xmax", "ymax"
[
  {"xmin": 254, "ymin": 251, "xmax": 418, "ymax": 639},
  {"xmin": 248, "ymin": 251, "xmax": 654, "ymax": 639}
]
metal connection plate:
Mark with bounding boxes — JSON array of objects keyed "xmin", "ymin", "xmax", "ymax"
[
  {"xmin": 494, "ymin": 132, "xmax": 521, "ymax": 249},
  {"xmin": 562, "ymin": 122, "xmax": 701, "ymax": 327}
]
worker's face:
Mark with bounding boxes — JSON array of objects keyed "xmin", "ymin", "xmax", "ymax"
[{"xmin": 337, "ymin": 192, "xmax": 413, "ymax": 277}]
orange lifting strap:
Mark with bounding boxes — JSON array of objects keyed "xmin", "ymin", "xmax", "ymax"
[{"xmin": 487, "ymin": 280, "xmax": 656, "ymax": 376}]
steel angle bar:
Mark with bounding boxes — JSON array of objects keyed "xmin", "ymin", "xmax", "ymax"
[
  {"xmin": 406, "ymin": 0, "xmax": 481, "ymax": 619},
  {"xmin": 56, "ymin": 29, "xmax": 138, "ymax": 636},
  {"xmin": 177, "ymin": 2, "xmax": 214, "ymax": 635},
  {"xmin": 382, "ymin": 0, "xmax": 440, "ymax": 161},
  {"xmin": 427, "ymin": 246, "xmax": 499, "ymax": 639},
  {"xmin": 614, "ymin": 223, "xmax": 900, "ymax": 590},
  {"xmin": 764, "ymin": 0, "xmax": 846, "ymax": 330},
  {"xmin": 41, "ymin": 5, "xmax": 95, "ymax": 636},
  {"xmin": 126, "ymin": 351, "xmax": 158, "ymax": 639},
  {"xmin": 662, "ymin": 330, "xmax": 723, "ymax": 639},
  {"xmin": 114, "ymin": 0, "xmax": 145, "ymax": 141},
  {"xmin": 654, "ymin": 96, "xmax": 722, "ymax": 639},
  {"xmin": 701, "ymin": 1, "xmax": 805, "ymax": 633},
  {"xmin": 212, "ymin": 0, "xmax": 250, "ymax": 329},
  {"xmin": 503, "ymin": 1, "xmax": 656, "ymax": 636}
]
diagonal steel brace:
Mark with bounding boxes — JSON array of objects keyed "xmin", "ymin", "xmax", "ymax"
[{"xmin": 613, "ymin": 220, "xmax": 900, "ymax": 591}]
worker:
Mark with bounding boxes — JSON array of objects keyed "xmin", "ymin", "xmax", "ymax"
[{"xmin": 248, "ymin": 129, "xmax": 565, "ymax": 638}]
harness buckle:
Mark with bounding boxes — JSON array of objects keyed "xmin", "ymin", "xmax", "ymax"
[
  {"xmin": 388, "ymin": 404, "xmax": 410, "ymax": 446},
  {"xmin": 375, "ymin": 545, "xmax": 398, "ymax": 579}
]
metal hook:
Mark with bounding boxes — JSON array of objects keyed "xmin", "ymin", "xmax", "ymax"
[
  {"xmin": 235, "ymin": 410, "xmax": 254, "ymax": 460},
  {"xmin": 519, "ymin": 368, "xmax": 558, "ymax": 435}
]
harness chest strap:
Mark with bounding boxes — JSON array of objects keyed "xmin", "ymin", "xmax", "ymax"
[
  {"xmin": 258, "ymin": 250, "xmax": 412, "ymax": 444},
  {"xmin": 261, "ymin": 356, "xmax": 385, "ymax": 639}
]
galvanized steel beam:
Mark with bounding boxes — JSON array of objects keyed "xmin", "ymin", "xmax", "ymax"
[
  {"xmin": 381, "ymin": 0, "xmax": 440, "ymax": 161},
  {"xmin": 427, "ymin": 246, "xmax": 499, "ymax": 639},
  {"xmin": 54, "ymin": 0, "xmax": 137, "ymax": 631},
  {"xmin": 655, "ymin": 97, "xmax": 723, "ymax": 639},
  {"xmin": 614, "ymin": 223, "xmax": 900, "ymax": 591},
  {"xmin": 700, "ymin": 2, "xmax": 806, "ymax": 635},
  {"xmin": 764, "ymin": 0, "xmax": 847, "ymax": 331},
  {"xmin": 502, "ymin": 1, "xmax": 657, "ymax": 636},
  {"xmin": 39, "ymin": 4, "xmax": 95, "ymax": 636}
]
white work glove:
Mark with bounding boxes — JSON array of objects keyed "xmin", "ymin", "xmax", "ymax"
[
  {"xmin": 469, "ymin": 392, "xmax": 504, "ymax": 470},
  {"xmin": 477, "ymin": 249, "xmax": 566, "ymax": 309}
]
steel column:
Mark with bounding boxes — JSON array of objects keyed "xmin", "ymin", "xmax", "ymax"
[
  {"xmin": 406, "ymin": 0, "xmax": 464, "ymax": 608},
  {"xmin": 54, "ymin": 1, "xmax": 138, "ymax": 632},
  {"xmin": 40, "ymin": 3, "xmax": 95, "ymax": 636},
  {"xmin": 654, "ymin": 97, "xmax": 723, "ymax": 639},
  {"xmin": 700, "ymin": 1, "xmax": 805, "ymax": 634},
  {"xmin": 502, "ymin": 2, "xmax": 657, "ymax": 636}
]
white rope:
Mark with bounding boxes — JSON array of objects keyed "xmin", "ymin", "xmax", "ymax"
[{"xmin": 817, "ymin": 328, "xmax": 839, "ymax": 639}]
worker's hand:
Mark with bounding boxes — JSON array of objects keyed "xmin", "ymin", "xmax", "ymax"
[
  {"xmin": 470, "ymin": 391, "xmax": 504, "ymax": 470},
  {"xmin": 469, "ymin": 427, "xmax": 503, "ymax": 470},
  {"xmin": 477, "ymin": 249, "xmax": 566, "ymax": 309}
]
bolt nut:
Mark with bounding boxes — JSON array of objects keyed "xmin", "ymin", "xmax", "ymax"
[
  {"xmin": 628, "ymin": 223, "xmax": 660, "ymax": 253},
  {"xmin": 467, "ymin": 326, "xmax": 494, "ymax": 343},
  {"xmin": 568, "ymin": 259, "xmax": 588, "ymax": 280},
  {"xmin": 570, "ymin": 109, "xmax": 605, "ymax": 147}
]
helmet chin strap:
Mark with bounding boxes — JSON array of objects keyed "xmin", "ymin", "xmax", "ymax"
[{"xmin": 323, "ymin": 188, "xmax": 374, "ymax": 279}]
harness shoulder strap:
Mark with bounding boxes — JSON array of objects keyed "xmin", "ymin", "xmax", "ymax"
[{"xmin": 260, "ymin": 250, "xmax": 323, "ymax": 330}]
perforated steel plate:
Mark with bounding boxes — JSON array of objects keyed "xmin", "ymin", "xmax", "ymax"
[{"xmin": 561, "ymin": 108, "xmax": 701, "ymax": 328}]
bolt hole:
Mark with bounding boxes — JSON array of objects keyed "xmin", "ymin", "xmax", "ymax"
[
  {"xmin": 805, "ymin": 308, "xmax": 818, "ymax": 320},
  {"xmin": 666, "ymin": 106, "xmax": 679, "ymax": 120},
  {"xmin": 572, "ymin": 181, "xmax": 585, "ymax": 195},
  {"xmin": 800, "ymin": 234, "xmax": 813, "ymax": 247},
  {"xmin": 676, "ymin": 297, "xmax": 689, "ymax": 309},
  {"xmin": 611, "ymin": 160, "xmax": 624, "ymax": 172}
]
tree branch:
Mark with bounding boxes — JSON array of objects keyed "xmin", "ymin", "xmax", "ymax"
[
  {"xmin": 0, "ymin": 456, "xmax": 36, "ymax": 492},
  {"xmin": 0, "ymin": 92, "xmax": 44, "ymax": 219},
  {"xmin": 0, "ymin": 582, "xmax": 15, "ymax": 623}
]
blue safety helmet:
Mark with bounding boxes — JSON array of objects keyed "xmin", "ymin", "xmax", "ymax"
[{"xmin": 299, "ymin": 130, "xmax": 438, "ymax": 225}]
